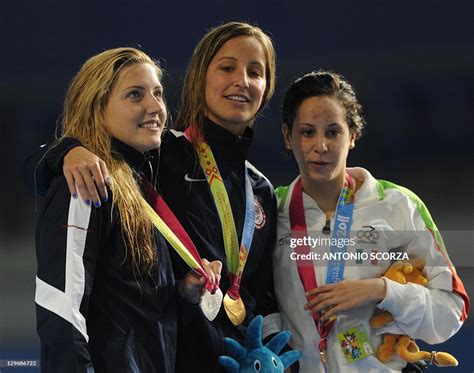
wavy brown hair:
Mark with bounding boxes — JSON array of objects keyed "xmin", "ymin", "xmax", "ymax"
[
  {"xmin": 60, "ymin": 47, "xmax": 164, "ymax": 275},
  {"xmin": 174, "ymin": 21, "xmax": 276, "ymax": 146}
]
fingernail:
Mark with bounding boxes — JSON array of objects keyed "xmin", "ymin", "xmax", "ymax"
[
  {"xmin": 94, "ymin": 201, "xmax": 101, "ymax": 208},
  {"xmin": 102, "ymin": 196, "xmax": 108, "ymax": 202},
  {"xmin": 72, "ymin": 192, "xmax": 77, "ymax": 198},
  {"xmin": 86, "ymin": 199, "xmax": 91, "ymax": 206}
]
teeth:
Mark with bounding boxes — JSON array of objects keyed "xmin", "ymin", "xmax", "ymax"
[
  {"xmin": 226, "ymin": 95, "xmax": 248, "ymax": 102},
  {"xmin": 140, "ymin": 122, "xmax": 158, "ymax": 128}
]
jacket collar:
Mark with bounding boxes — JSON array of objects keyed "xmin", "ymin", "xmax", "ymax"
[
  {"xmin": 202, "ymin": 118, "xmax": 253, "ymax": 166},
  {"xmin": 346, "ymin": 167, "xmax": 381, "ymax": 205},
  {"xmin": 111, "ymin": 138, "xmax": 159, "ymax": 183},
  {"xmin": 281, "ymin": 167, "xmax": 381, "ymax": 213}
]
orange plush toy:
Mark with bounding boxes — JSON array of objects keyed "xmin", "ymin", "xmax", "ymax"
[{"xmin": 370, "ymin": 260, "xmax": 458, "ymax": 367}]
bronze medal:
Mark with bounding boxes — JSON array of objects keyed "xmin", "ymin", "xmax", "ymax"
[
  {"xmin": 320, "ymin": 350, "xmax": 330, "ymax": 371},
  {"xmin": 223, "ymin": 293, "xmax": 246, "ymax": 326}
]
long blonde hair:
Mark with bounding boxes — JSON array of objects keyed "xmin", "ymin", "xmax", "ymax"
[
  {"xmin": 174, "ymin": 21, "xmax": 276, "ymax": 146},
  {"xmin": 61, "ymin": 47, "xmax": 164, "ymax": 275}
]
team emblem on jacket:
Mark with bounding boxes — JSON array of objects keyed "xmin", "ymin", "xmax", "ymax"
[{"xmin": 254, "ymin": 197, "xmax": 266, "ymax": 229}]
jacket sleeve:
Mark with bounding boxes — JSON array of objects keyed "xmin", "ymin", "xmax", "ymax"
[
  {"xmin": 376, "ymin": 194, "xmax": 469, "ymax": 344},
  {"xmin": 24, "ymin": 137, "xmax": 82, "ymax": 195},
  {"xmin": 35, "ymin": 176, "xmax": 106, "ymax": 372}
]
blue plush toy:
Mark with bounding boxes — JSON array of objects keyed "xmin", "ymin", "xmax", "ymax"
[{"xmin": 218, "ymin": 315, "xmax": 302, "ymax": 373}]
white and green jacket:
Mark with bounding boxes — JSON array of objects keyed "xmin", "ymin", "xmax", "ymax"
[{"xmin": 272, "ymin": 167, "xmax": 468, "ymax": 373}]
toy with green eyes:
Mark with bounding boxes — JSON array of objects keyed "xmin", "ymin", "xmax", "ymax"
[{"xmin": 218, "ymin": 315, "xmax": 301, "ymax": 373}]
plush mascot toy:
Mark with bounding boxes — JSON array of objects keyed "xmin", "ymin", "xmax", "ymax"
[
  {"xmin": 370, "ymin": 260, "xmax": 458, "ymax": 367},
  {"xmin": 218, "ymin": 315, "xmax": 302, "ymax": 373}
]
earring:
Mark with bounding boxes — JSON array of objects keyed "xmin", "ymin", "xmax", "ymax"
[{"xmin": 286, "ymin": 144, "xmax": 291, "ymax": 149}]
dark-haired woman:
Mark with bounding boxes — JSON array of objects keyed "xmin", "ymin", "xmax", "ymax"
[{"xmin": 273, "ymin": 70, "xmax": 469, "ymax": 372}]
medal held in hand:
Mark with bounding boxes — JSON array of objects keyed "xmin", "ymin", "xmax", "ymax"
[
  {"xmin": 290, "ymin": 174, "xmax": 356, "ymax": 371},
  {"xmin": 200, "ymin": 287, "xmax": 224, "ymax": 322},
  {"xmin": 140, "ymin": 176, "xmax": 223, "ymax": 321}
]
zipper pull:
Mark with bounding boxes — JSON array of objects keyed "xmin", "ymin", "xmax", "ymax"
[{"xmin": 323, "ymin": 219, "xmax": 331, "ymax": 235}]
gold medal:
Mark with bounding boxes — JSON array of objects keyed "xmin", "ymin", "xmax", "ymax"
[{"xmin": 223, "ymin": 293, "xmax": 246, "ymax": 326}]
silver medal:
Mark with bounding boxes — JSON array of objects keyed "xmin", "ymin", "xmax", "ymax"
[{"xmin": 199, "ymin": 287, "xmax": 223, "ymax": 321}]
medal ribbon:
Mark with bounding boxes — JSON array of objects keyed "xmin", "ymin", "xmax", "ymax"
[
  {"xmin": 325, "ymin": 175, "xmax": 355, "ymax": 284},
  {"xmin": 184, "ymin": 128, "xmax": 255, "ymax": 300},
  {"xmin": 289, "ymin": 174, "xmax": 355, "ymax": 372},
  {"xmin": 139, "ymin": 175, "xmax": 218, "ymax": 293}
]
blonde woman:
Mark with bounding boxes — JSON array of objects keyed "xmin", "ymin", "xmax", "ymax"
[
  {"xmin": 26, "ymin": 23, "xmax": 283, "ymax": 372},
  {"xmin": 35, "ymin": 47, "xmax": 220, "ymax": 373}
]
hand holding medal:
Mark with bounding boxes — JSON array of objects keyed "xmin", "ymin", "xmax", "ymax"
[
  {"xmin": 304, "ymin": 279, "xmax": 387, "ymax": 321},
  {"xmin": 289, "ymin": 174, "xmax": 356, "ymax": 370},
  {"xmin": 139, "ymin": 175, "xmax": 225, "ymax": 321},
  {"xmin": 180, "ymin": 259, "xmax": 224, "ymax": 321}
]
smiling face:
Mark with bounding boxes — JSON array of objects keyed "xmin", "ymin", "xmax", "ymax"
[
  {"xmin": 104, "ymin": 63, "xmax": 167, "ymax": 153},
  {"xmin": 204, "ymin": 36, "xmax": 267, "ymax": 136},
  {"xmin": 283, "ymin": 95, "xmax": 356, "ymax": 186}
]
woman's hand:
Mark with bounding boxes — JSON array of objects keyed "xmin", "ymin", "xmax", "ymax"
[
  {"xmin": 304, "ymin": 278, "xmax": 386, "ymax": 321},
  {"xmin": 63, "ymin": 146, "xmax": 110, "ymax": 206},
  {"xmin": 179, "ymin": 259, "xmax": 222, "ymax": 304}
]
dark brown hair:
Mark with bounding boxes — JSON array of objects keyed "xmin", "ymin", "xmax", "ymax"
[{"xmin": 282, "ymin": 70, "xmax": 365, "ymax": 138}]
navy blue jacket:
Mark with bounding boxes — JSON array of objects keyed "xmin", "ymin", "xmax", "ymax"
[
  {"xmin": 35, "ymin": 139, "xmax": 176, "ymax": 373},
  {"xmin": 159, "ymin": 121, "xmax": 278, "ymax": 373}
]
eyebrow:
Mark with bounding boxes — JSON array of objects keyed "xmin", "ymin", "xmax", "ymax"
[
  {"xmin": 298, "ymin": 122, "xmax": 342, "ymax": 127},
  {"xmin": 215, "ymin": 56, "xmax": 265, "ymax": 68},
  {"xmin": 123, "ymin": 85, "xmax": 163, "ymax": 90}
]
